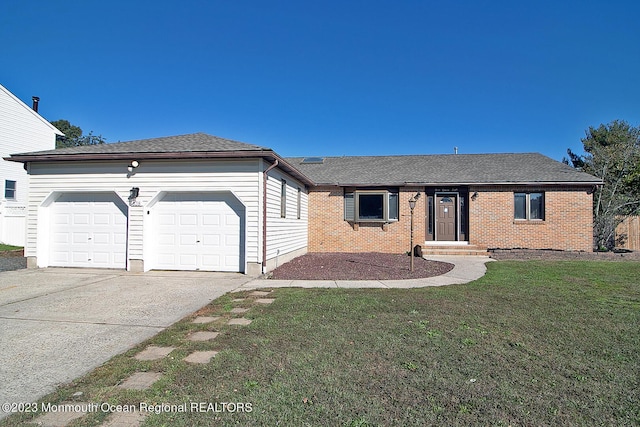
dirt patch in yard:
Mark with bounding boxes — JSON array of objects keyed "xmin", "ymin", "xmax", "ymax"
[{"xmin": 269, "ymin": 252, "xmax": 454, "ymax": 280}]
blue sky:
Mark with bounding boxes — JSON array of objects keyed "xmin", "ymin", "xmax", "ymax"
[{"xmin": 2, "ymin": 0, "xmax": 638, "ymax": 161}]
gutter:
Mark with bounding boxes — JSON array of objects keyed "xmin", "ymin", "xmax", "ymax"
[
  {"xmin": 262, "ymin": 159, "xmax": 279, "ymax": 274},
  {"xmin": 313, "ymin": 180, "xmax": 603, "ymax": 187}
]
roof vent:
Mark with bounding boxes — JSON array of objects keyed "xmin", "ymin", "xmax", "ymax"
[{"xmin": 301, "ymin": 157, "xmax": 325, "ymax": 164}]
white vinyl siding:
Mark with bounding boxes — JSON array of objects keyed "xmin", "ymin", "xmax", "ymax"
[
  {"xmin": 26, "ymin": 159, "xmax": 262, "ymax": 271},
  {"xmin": 0, "ymin": 84, "xmax": 60, "ymax": 245},
  {"xmin": 264, "ymin": 166, "xmax": 308, "ymax": 263}
]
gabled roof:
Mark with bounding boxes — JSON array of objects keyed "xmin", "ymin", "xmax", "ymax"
[
  {"xmin": 7, "ymin": 132, "xmax": 314, "ymax": 186},
  {"xmin": 0, "ymin": 83, "xmax": 64, "ymax": 136},
  {"xmin": 286, "ymin": 153, "xmax": 601, "ymax": 186}
]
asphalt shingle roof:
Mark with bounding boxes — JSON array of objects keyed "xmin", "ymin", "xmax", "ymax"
[
  {"xmin": 286, "ymin": 153, "xmax": 601, "ymax": 185},
  {"xmin": 9, "ymin": 132, "xmax": 600, "ymax": 186},
  {"xmin": 14, "ymin": 132, "xmax": 268, "ymax": 156}
]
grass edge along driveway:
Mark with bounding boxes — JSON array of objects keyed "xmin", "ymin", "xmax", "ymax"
[{"xmin": 2, "ymin": 260, "xmax": 638, "ymax": 426}]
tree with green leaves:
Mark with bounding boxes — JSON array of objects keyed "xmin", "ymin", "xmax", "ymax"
[
  {"xmin": 566, "ymin": 120, "xmax": 640, "ymax": 250},
  {"xmin": 50, "ymin": 119, "xmax": 106, "ymax": 148}
]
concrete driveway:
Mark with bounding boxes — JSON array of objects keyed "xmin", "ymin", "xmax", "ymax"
[{"xmin": 0, "ymin": 268, "xmax": 253, "ymax": 417}]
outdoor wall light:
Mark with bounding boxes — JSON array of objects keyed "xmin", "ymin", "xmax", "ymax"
[
  {"xmin": 128, "ymin": 187, "xmax": 140, "ymax": 205},
  {"xmin": 127, "ymin": 160, "xmax": 139, "ymax": 172},
  {"xmin": 408, "ymin": 192, "xmax": 421, "ymax": 210},
  {"xmin": 471, "ymin": 191, "xmax": 479, "ymax": 201}
]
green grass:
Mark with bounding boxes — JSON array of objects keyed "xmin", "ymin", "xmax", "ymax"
[
  {"xmin": 2, "ymin": 261, "xmax": 639, "ymax": 426},
  {"xmin": 0, "ymin": 244, "xmax": 21, "ymax": 252}
]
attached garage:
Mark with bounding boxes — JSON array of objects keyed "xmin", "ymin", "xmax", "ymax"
[
  {"xmin": 9, "ymin": 133, "xmax": 312, "ymax": 274},
  {"xmin": 148, "ymin": 192, "xmax": 245, "ymax": 272},
  {"xmin": 49, "ymin": 192, "xmax": 128, "ymax": 269}
]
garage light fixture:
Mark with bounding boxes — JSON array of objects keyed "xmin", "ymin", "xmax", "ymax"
[
  {"xmin": 127, "ymin": 160, "xmax": 139, "ymax": 173},
  {"xmin": 128, "ymin": 187, "xmax": 140, "ymax": 206}
]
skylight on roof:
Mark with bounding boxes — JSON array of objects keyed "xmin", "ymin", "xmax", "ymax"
[{"xmin": 301, "ymin": 157, "xmax": 325, "ymax": 164}]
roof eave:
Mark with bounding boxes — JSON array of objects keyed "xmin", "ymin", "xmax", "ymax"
[
  {"xmin": 6, "ymin": 150, "xmax": 273, "ymax": 163},
  {"xmin": 5, "ymin": 150, "xmax": 315, "ymax": 186}
]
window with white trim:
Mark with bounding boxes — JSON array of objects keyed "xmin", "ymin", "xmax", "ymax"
[
  {"xmin": 514, "ymin": 192, "xmax": 544, "ymax": 220},
  {"xmin": 4, "ymin": 180, "xmax": 16, "ymax": 200},
  {"xmin": 344, "ymin": 190, "xmax": 399, "ymax": 222}
]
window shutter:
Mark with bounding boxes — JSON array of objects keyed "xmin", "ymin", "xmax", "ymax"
[
  {"xmin": 344, "ymin": 192, "xmax": 355, "ymax": 221},
  {"xmin": 388, "ymin": 192, "xmax": 399, "ymax": 220}
]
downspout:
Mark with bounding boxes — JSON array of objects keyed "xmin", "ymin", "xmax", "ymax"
[{"xmin": 262, "ymin": 159, "xmax": 279, "ymax": 274}]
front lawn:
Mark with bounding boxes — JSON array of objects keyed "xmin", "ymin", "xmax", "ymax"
[{"xmin": 2, "ymin": 261, "xmax": 638, "ymax": 426}]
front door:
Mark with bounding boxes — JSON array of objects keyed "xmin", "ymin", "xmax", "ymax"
[{"xmin": 436, "ymin": 194, "xmax": 456, "ymax": 241}]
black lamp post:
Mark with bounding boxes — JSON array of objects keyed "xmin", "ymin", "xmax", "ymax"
[{"xmin": 409, "ymin": 193, "xmax": 420, "ymax": 271}]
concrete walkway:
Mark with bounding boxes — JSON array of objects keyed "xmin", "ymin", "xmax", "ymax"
[{"xmin": 237, "ymin": 255, "xmax": 493, "ymax": 290}]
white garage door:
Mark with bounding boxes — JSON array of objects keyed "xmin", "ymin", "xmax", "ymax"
[
  {"xmin": 152, "ymin": 192, "xmax": 244, "ymax": 272},
  {"xmin": 50, "ymin": 193, "xmax": 128, "ymax": 268}
]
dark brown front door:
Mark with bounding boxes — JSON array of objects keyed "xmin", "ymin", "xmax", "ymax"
[{"xmin": 436, "ymin": 194, "xmax": 456, "ymax": 241}]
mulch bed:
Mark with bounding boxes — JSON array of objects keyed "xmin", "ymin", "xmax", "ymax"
[{"xmin": 269, "ymin": 252, "xmax": 454, "ymax": 280}]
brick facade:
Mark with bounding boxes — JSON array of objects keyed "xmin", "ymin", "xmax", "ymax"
[
  {"xmin": 309, "ymin": 185, "xmax": 594, "ymax": 253},
  {"xmin": 468, "ymin": 185, "xmax": 594, "ymax": 251},
  {"xmin": 309, "ymin": 186, "xmax": 424, "ymax": 253}
]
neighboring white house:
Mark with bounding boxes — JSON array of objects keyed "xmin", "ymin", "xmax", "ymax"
[
  {"xmin": 6, "ymin": 133, "xmax": 311, "ymax": 274},
  {"xmin": 0, "ymin": 84, "xmax": 63, "ymax": 246}
]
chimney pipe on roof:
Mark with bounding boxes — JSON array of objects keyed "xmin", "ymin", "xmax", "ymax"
[
  {"xmin": 454, "ymin": 146, "xmax": 458, "ymax": 154},
  {"xmin": 32, "ymin": 96, "xmax": 40, "ymax": 112}
]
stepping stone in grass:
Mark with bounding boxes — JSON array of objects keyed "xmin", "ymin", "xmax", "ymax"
[
  {"xmin": 31, "ymin": 402, "xmax": 89, "ymax": 427},
  {"xmin": 134, "ymin": 346, "xmax": 175, "ymax": 361},
  {"xmin": 118, "ymin": 372, "xmax": 163, "ymax": 390},
  {"xmin": 101, "ymin": 410, "xmax": 147, "ymax": 427},
  {"xmin": 250, "ymin": 290, "xmax": 271, "ymax": 297},
  {"xmin": 227, "ymin": 318, "xmax": 252, "ymax": 326},
  {"xmin": 230, "ymin": 307, "xmax": 249, "ymax": 314},
  {"xmin": 184, "ymin": 351, "xmax": 219, "ymax": 364},
  {"xmin": 192, "ymin": 316, "xmax": 220, "ymax": 324},
  {"xmin": 188, "ymin": 331, "xmax": 220, "ymax": 341},
  {"xmin": 255, "ymin": 298, "xmax": 275, "ymax": 304}
]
